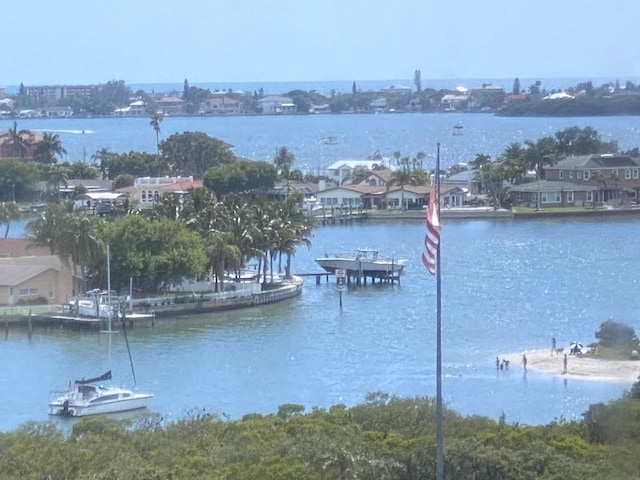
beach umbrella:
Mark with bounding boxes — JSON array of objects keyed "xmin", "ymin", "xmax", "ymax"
[{"xmin": 569, "ymin": 342, "xmax": 583, "ymax": 354}]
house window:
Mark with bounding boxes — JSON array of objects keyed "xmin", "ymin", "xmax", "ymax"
[
  {"xmin": 613, "ymin": 169, "xmax": 619, "ymax": 176},
  {"xmin": 587, "ymin": 191, "xmax": 593, "ymax": 202},
  {"xmin": 516, "ymin": 192, "xmax": 523, "ymax": 201},
  {"xmin": 566, "ymin": 191, "xmax": 574, "ymax": 203},
  {"xmin": 569, "ymin": 171, "xmax": 574, "ymax": 179},
  {"xmin": 154, "ymin": 191, "xmax": 160, "ymax": 202},
  {"xmin": 577, "ymin": 171, "xmax": 583, "ymax": 179},
  {"xmin": 141, "ymin": 191, "xmax": 147, "ymax": 202},
  {"xmin": 559, "ymin": 171, "xmax": 564, "ymax": 179},
  {"xmin": 584, "ymin": 170, "xmax": 590, "ymax": 180},
  {"xmin": 19, "ymin": 288, "xmax": 38, "ymax": 296},
  {"xmin": 634, "ymin": 169, "xmax": 639, "ymax": 179},
  {"xmin": 625, "ymin": 169, "xmax": 632, "ymax": 179},
  {"xmin": 542, "ymin": 192, "xmax": 561, "ymax": 203}
]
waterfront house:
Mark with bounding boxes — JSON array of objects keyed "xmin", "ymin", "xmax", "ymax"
[
  {"xmin": 543, "ymin": 154, "xmax": 640, "ymax": 203},
  {"xmin": 154, "ymin": 96, "xmax": 184, "ymax": 115},
  {"xmin": 509, "ymin": 180, "xmax": 598, "ymax": 208},
  {"xmin": 369, "ymin": 97, "xmax": 388, "ymax": 112},
  {"xmin": 357, "ymin": 169, "xmax": 394, "ymax": 187},
  {"xmin": 326, "ymin": 160, "xmax": 388, "ymax": 185},
  {"xmin": 384, "ymin": 185, "xmax": 429, "ymax": 210},
  {"xmin": 0, "ymin": 129, "xmax": 43, "ymax": 159},
  {"xmin": 202, "ymin": 96, "xmax": 242, "ymax": 115},
  {"xmin": 316, "ymin": 184, "xmax": 382, "ymax": 209},
  {"xmin": 442, "ymin": 169, "xmax": 484, "ymax": 196},
  {"xmin": 257, "ymin": 96, "xmax": 296, "ymax": 114},
  {"xmin": 440, "ymin": 93, "xmax": 469, "ymax": 111},
  {"xmin": 119, "ymin": 176, "xmax": 203, "ymax": 209},
  {"xmin": 114, "ymin": 100, "xmax": 146, "ymax": 116},
  {"xmin": 0, "ymin": 239, "xmax": 80, "ymax": 306}
]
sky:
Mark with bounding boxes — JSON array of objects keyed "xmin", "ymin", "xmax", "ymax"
[{"xmin": 2, "ymin": 0, "xmax": 639, "ymax": 87}]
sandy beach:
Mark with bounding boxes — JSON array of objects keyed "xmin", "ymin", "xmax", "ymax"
[{"xmin": 501, "ymin": 349, "xmax": 640, "ymax": 384}]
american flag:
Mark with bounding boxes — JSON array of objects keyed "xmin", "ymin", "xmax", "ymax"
[{"xmin": 422, "ymin": 183, "xmax": 441, "ymax": 275}]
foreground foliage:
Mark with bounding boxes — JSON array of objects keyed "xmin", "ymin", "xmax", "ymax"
[{"xmin": 2, "ymin": 392, "xmax": 640, "ymax": 480}]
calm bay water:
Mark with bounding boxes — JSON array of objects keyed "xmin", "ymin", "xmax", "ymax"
[
  {"xmin": 2, "ymin": 110, "xmax": 640, "ymax": 432},
  {"xmin": 3, "ymin": 112, "xmax": 640, "ymax": 176},
  {"xmin": 1, "ymin": 218, "xmax": 639, "ymax": 432}
]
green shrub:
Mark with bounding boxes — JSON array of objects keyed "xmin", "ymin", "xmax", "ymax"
[{"xmin": 595, "ymin": 319, "xmax": 636, "ymax": 348}]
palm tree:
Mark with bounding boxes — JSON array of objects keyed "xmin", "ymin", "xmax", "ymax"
[
  {"xmin": 273, "ymin": 193, "xmax": 313, "ymax": 279},
  {"xmin": 91, "ymin": 148, "xmax": 113, "ymax": 180},
  {"xmin": 524, "ymin": 137, "xmax": 561, "ymax": 210},
  {"xmin": 27, "ymin": 204, "xmax": 103, "ymax": 291},
  {"xmin": 0, "ymin": 201, "xmax": 21, "ymax": 238},
  {"xmin": 149, "ymin": 113, "xmax": 164, "ymax": 156},
  {"xmin": 34, "ymin": 132, "xmax": 67, "ymax": 163},
  {"xmin": 9, "ymin": 121, "xmax": 27, "ymax": 159},
  {"xmin": 46, "ymin": 165, "xmax": 71, "ymax": 202},
  {"xmin": 206, "ymin": 230, "xmax": 241, "ymax": 292},
  {"xmin": 273, "ymin": 146, "xmax": 295, "ymax": 183}
]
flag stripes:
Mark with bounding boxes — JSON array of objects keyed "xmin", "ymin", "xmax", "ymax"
[{"xmin": 422, "ymin": 184, "xmax": 441, "ymax": 275}]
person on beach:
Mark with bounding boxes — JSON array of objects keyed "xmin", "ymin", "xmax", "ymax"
[
  {"xmin": 552, "ymin": 337, "xmax": 556, "ymax": 355},
  {"xmin": 563, "ymin": 353, "xmax": 568, "ymax": 373},
  {"xmin": 496, "ymin": 357, "xmax": 500, "ymax": 370},
  {"xmin": 522, "ymin": 354, "xmax": 527, "ymax": 370}
]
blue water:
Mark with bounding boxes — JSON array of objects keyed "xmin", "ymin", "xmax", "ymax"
[
  {"xmin": 2, "ymin": 110, "xmax": 640, "ymax": 432},
  {"xmin": 3, "ymin": 113, "xmax": 640, "ymax": 178},
  {"xmin": 1, "ymin": 218, "xmax": 638, "ymax": 432}
]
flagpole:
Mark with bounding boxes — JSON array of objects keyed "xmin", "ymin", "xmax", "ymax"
[{"xmin": 435, "ymin": 142, "xmax": 443, "ymax": 480}]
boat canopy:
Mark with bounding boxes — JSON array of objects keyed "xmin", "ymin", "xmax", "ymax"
[{"xmin": 76, "ymin": 370, "xmax": 112, "ymax": 385}]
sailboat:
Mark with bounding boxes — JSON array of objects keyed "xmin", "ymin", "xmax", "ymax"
[{"xmin": 48, "ymin": 246, "xmax": 154, "ymax": 417}]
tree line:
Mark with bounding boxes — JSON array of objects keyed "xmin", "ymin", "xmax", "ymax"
[
  {"xmin": 2, "ymin": 382, "xmax": 640, "ymax": 479},
  {"xmin": 25, "ymin": 190, "xmax": 313, "ymax": 295}
]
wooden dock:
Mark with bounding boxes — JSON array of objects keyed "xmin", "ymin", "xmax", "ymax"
[{"xmin": 294, "ymin": 270, "xmax": 401, "ymax": 286}]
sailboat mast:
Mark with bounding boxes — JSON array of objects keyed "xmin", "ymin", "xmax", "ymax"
[{"xmin": 107, "ymin": 244, "xmax": 112, "ymax": 333}]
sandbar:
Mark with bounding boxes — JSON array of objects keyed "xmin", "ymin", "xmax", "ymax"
[{"xmin": 500, "ymin": 349, "xmax": 640, "ymax": 384}]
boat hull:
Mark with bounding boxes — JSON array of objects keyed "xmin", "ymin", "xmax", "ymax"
[
  {"xmin": 315, "ymin": 258, "xmax": 405, "ymax": 276},
  {"xmin": 49, "ymin": 381, "xmax": 153, "ymax": 417},
  {"xmin": 48, "ymin": 393, "xmax": 153, "ymax": 417}
]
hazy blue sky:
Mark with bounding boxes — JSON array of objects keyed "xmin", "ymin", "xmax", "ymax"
[{"xmin": 3, "ymin": 0, "xmax": 639, "ymax": 86}]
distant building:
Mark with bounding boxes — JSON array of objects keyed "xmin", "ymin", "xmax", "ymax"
[
  {"xmin": 24, "ymin": 84, "xmax": 94, "ymax": 102},
  {"xmin": 0, "ymin": 129, "xmax": 43, "ymax": 159},
  {"xmin": 440, "ymin": 93, "xmax": 469, "ymax": 111},
  {"xmin": 118, "ymin": 176, "xmax": 203, "ymax": 209},
  {"xmin": 326, "ymin": 160, "xmax": 389, "ymax": 185},
  {"xmin": 114, "ymin": 100, "xmax": 146, "ymax": 116},
  {"xmin": 382, "ymin": 85, "xmax": 412, "ymax": 95},
  {"xmin": 202, "ymin": 96, "xmax": 242, "ymax": 115},
  {"xmin": 257, "ymin": 96, "xmax": 296, "ymax": 114},
  {"xmin": 154, "ymin": 96, "xmax": 184, "ymax": 115}
]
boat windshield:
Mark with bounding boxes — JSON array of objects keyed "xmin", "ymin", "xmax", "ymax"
[{"xmin": 356, "ymin": 249, "xmax": 379, "ymax": 260}]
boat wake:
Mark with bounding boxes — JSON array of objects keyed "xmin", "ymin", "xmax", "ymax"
[{"xmin": 32, "ymin": 129, "xmax": 95, "ymax": 134}]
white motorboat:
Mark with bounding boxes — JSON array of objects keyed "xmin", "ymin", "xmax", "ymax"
[
  {"xmin": 48, "ymin": 371, "xmax": 153, "ymax": 417},
  {"xmin": 315, "ymin": 248, "xmax": 406, "ymax": 276},
  {"xmin": 71, "ymin": 289, "xmax": 120, "ymax": 318}
]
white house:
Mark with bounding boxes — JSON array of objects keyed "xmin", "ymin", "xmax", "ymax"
[
  {"xmin": 114, "ymin": 100, "xmax": 146, "ymax": 116},
  {"xmin": 326, "ymin": 160, "xmax": 389, "ymax": 185},
  {"xmin": 257, "ymin": 96, "xmax": 296, "ymax": 114}
]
